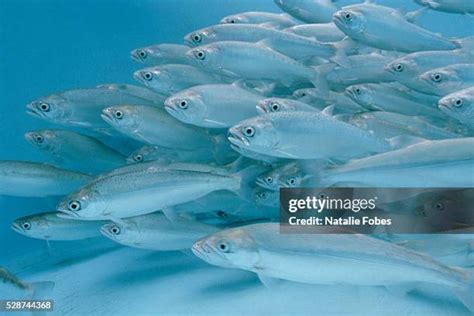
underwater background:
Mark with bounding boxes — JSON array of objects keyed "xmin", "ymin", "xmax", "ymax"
[{"xmin": 1, "ymin": 0, "xmax": 474, "ymax": 315}]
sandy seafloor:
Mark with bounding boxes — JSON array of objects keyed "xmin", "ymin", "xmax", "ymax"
[{"xmin": 1, "ymin": 0, "xmax": 474, "ymax": 315}]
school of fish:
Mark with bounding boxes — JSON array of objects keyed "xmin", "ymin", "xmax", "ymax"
[{"xmin": 2, "ymin": 0, "xmax": 474, "ymax": 312}]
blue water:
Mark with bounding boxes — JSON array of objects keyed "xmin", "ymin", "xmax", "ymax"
[{"xmin": 0, "ymin": 0, "xmax": 473, "ymax": 315}]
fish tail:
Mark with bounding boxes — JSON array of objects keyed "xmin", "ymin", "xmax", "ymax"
[
  {"xmin": 454, "ymin": 270, "xmax": 474, "ymax": 312},
  {"xmin": 309, "ymin": 66, "xmax": 330, "ymax": 99},
  {"xmin": 30, "ymin": 281, "xmax": 55, "ymax": 300},
  {"xmin": 212, "ymin": 134, "xmax": 239, "ymax": 165}
]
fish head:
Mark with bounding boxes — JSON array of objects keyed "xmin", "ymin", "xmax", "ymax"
[
  {"xmin": 130, "ymin": 46, "xmax": 154, "ymax": 63},
  {"xmin": 220, "ymin": 13, "xmax": 248, "ymax": 24},
  {"xmin": 164, "ymin": 90, "xmax": 206, "ymax": 125},
  {"xmin": 439, "ymin": 93, "xmax": 473, "ymax": 119},
  {"xmin": 228, "ymin": 116, "xmax": 279, "ymax": 155},
  {"xmin": 256, "ymin": 169, "xmax": 280, "ymax": 190},
  {"xmin": 278, "ymin": 170, "xmax": 305, "ymax": 188},
  {"xmin": 57, "ymin": 188, "xmax": 102, "ymax": 219},
  {"xmin": 126, "ymin": 145, "xmax": 159, "ymax": 164},
  {"xmin": 100, "ymin": 221, "xmax": 138, "ymax": 244},
  {"xmin": 101, "ymin": 105, "xmax": 140, "ymax": 132},
  {"xmin": 345, "ymin": 85, "xmax": 371, "ymax": 105},
  {"xmin": 186, "ymin": 44, "xmax": 218, "ymax": 69},
  {"xmin": 24, "ymin": 129, "xmax": 58, "ymax": 153},
  {"xmin": 333, "ymin": 9, "xmax": 365, "ymax": 36},
  {"xmin": 420, "ymin": 68, "xmax": 459, "ymax": 91},
  {"xmin": 292, "ymin": 88, "xmax": 321, "ymax": 104},
  {"xmin": 192, "ymin": 228, "xmax": 260, "ymax": 269},
  {"xmin": 11, "ymin": 214, "xmax": 51, "ymax": 239},
  {"xmin": 26, "ymin": 94, "xmax": 70, "ymax": 123},
  {"xmin": 384, "ymin": 57, "xmax": 417, "ymax": 79},
  {"xmin": 256, "ymin": 98, "xmax": 292, "ymax": 114},
  {"xmin": 133, "ymin": 66, "xmax": 170, "ymax": 91},
  {"xmin": 184, "ymin": 27, "xmax": 215, "ymax": 47},
  {"xmin": 254, "ymin": 188, "xmax": 279, "ymax": 207}
]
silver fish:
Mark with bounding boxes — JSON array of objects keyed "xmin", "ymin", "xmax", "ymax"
[
  {"xmin": 320, "ymin": 138, "xmax": 474, "ymax": 188},
  {"xmin": 127, "ymin": 145, "xmax": 217, "ymax": 165},
  {"xmin": 293, "ymin": 88, "xmax": 365, "ymax": 113},
  {"xmin": 439, "ymin": 86, "xmax": 474, "ymax": 129},
  {"xmin": 101, "ymin": 105, "xmax": 215, "ymax": 150},
  {"xmin": 130, "ymin": 44, "xmax": 191, "ymax": 65},
  {"xmin": 57, "ymin": 163, "xmax": 258, "ymax": 220},
  {"xmin": 186, "ymin": 41, "xmax": 319, "ymax": 88},
  {"xmin": 164, "ymin": 83, "xmax": 263, "ymax": 128},
  {"xmin": 96, "ymin": 83, "xmax": 167, "ymax": 105},
  {"xmin": 220, "ymin": 11, "xmax": 300, "ymax": 29},
  {"xmin": 25, "ymin": 129, "xmax": 125, "ymax": 173},
  {"xmin": 100, "ymin": 212, "xmax": 217, "ymax": 251},
  {"xmin": 419, "ymin": 64, "xmax": 474, "ymax": 96},
  {"xmin": 333, "ymin": 3, "xmax": 457, "ymax": 52},
  {"xmin": 12, "ymin": 212, "xmax": 105, "ymax": 241},
  {"xmin": 26, "ymin": 88, "xmax": 159, "ymax": 133},
  {"xmin": 192, "ymin": 223, "xmax": 474, "ymax": 311},
  {"xmin": 133, "ymin": 64, "xmax": 222, "ymax": 95},
  {"xmin": 414, "ymin": 0, "xmax": 474, "ymax": 14},
  {"xmin": 0, "ymin": 161, "xmax": 92, "ymax": 197},
  {"xmin": 256, "ymin": 98, "xmax": 319, "ymax": 114},
  {"xmin": 274, "ymin": 0, "xmax": 339, "ymax": 23},
  {"xmin": 284, "ymin": 23, "xmax": 345, "ymax": 42},
  {"xmin": 228, "ymin": 111, "xmax": 390, "ymax": 160}
]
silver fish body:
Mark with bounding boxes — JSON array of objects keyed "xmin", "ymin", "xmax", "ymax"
[
  {"xmin": 414, "ymin": 0, "xmax": 474, "ymax": 14},
  {"xmin": 220, "ymin": 11, "xmax": 300, "ymax": 29},
  {"xmin": 96, "ymin": 83, "xmax": 167, "ymax": 106},
  {"xmin": 275, "ymin": 0, "xmax": 339, "ymax": 23},
  {"xmin": 256, "ymin": 98, "xmax": 319, "ymax": 114},
  {"xmin": 284, "ymin": 23, "xmax": 345, "ymax": 42},
  {"xmin": 419, "ymin": 64, "xmax": 474, "ymax": 96},
  {"xmin": 130, "ymin": 44, "xmax": 191, "ymax": 65}
]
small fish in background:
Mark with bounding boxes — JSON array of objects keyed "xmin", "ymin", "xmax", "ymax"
[
  {"xmin": 333, "ymin": 2, "xmax": 457, "ymax": 52},
  {"xmin": 130, "ymin": 44, "xmax": 191, "ymax": 65},
  {"xmin": 25, "ymin": 129, "xmax": 126, "ymax": 174},
  {"xmin": 100, "ymin": 212, "xmax": 218, "ymax": 251},
  {"xmin": 256, "ymin": 97, "xmax": 319, "ymax": 114},
  {"xmin": 0, "ymin": 161, "xmax": 92, "ymax": 197},
  {"xmin": 274, "ymin": 0, "xmax": 339, "ymax": 23},
  {"xmin": 127, "ymin": 145, "xmax": 221, "ymax": 165},
  {"xmin": 0, "ymin": 267, "xmax": 54, "ymax": 299},
  {"xmin": 11, "ymin": 212, "xmax": 106, "ymax": 241},
  {"xmin": 133, "ymin": 64, "xmax": 223, "ymax": 96},
  {"xmin": 439, "ymin": 86, "xmax": 474, "ymax": 129},
  {"xmin": 220, "ymin": 11, "xmax": 300, "ymax": 29},
  {"xmin": 228, "ymin": 111, "xmax": 390, "ymax": 160},
  {"xmin": 418, "ymin": 64, "xmax": 474, "ymax": 96},
  {"xmin": 414, "ymin": 0, "xmax": 474, "ymax": 15},
  {"xmin": 256, "ymin": 162, "xmax": 299, "ymax": 191},
  {"xmin": 292, "ymin": 88, "xmax": 365, "ymax": 113},
  {"xmin": 284, "ymin": 23, "xmax": 345, "ymax": 42},
  {"xmin": 164, "ymin": 83, "xmax": 263, "ymax": 128},
  {"xmin": 26, "ymin": 88, "xmax": 161, "ymax": 134},
  {"xmin": 383, "ymin": 42, "xmax": 474, "ymax": 94}
]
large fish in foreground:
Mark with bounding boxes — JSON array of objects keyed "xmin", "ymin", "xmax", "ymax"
[
  {"xmin": 12, "ymin": 212, "xmax": 105, "ymax": 241},
  {"xmin": 100, "ymin": 212, "xmax": 217, "ymax": 251},
  {"xmin": 192, "ymin": 223, "xmax": 474, "ymax": 311},
  {"xmin": 57, "ymin": 162, "xmax": 263, "ymax": 220},
  {"xmin": 0, "ymin": 161, "xmax": 92, "ymax": 197},
  {"xmin": 228, "ymin": 111, "xmax": 391, "ymax": 160},
  {"xmin": 333, "ymin": 3, "xmax": 457, "ymax": 52}
]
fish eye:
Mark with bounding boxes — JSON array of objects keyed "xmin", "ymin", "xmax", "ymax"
[
  {"xmin": 431, "ymin": 73, "xmax": 442, "ymax": 83},
  {"xmin": 194, "ymin": 50, "xmax": 206, "ymax": 60},
  {"xmin": 354, "ymin": 87, "xmax": 361, "ymax": 95},
  {"xmin": 193, "ymin": 33, "xmax": 202, "ymax": 43},
  {"xmin": 22, "ymin": 222, "xmax": 31, "ymax": 230},
  {"xmin": 133, "ymin": 154, "xmax": 143, "ymax": 162},
  {"xmin": 287, "ymin": 177, "xmax": 296, "ymax": 186},
  {"xmin": 453, "ymin": 98, "xmax": 463, "ymax": 107},
  {"xmin": 258, "ymin": 192, "xmax": 267, "ymax": 199},
  {"xmin": 229, "ymin": 19, "xmax": 236, "ymax": 24},
  {"xmin": 110, "ymin": 225, "xmax": 121, "ymax": 235},
  {"xmin": 394, "ymin": 63, "xmax": 404, "ymax": 72},
  {"xmin": 343, "ymin": 11, "xmax": 352, "ymax": 21},
  {"xmin": 178, "ymin": 100, "xmax": 188, "ymax": 109},
  {"xmin": 68, "ymin": 200, "xmax": 81, "ymax": 211},
  {"xmin": 114, "ymin": 110, "xmax": 124, "ymax": 119},
  {"xmin": 34, "ymin": 134, "xmax": 44, "ymax": 143},
  {"xmin": 270, "ymin": 103, "xmax": 280, "ymax": 112},
  {"xmin": 142, "ymin": 72, "xmax": 153, "ymax": 81},
  {"xmin": 138, "ymin": 50, "xmax": 147, "ymax": 59},
  {"xmin": 39, "ymin": 102, "xmax": 50, "ymax": 112},
  {"xmin": 217, "ymin": 210, "xmax": 228, "ymax": 218},
  {"xmin": 217, "ymin": 241, "xmax": 231, "ymax": 253},
  {"xmin": 434, "ymin": 202, "xmax": 444, "ymax": 210},
  {"xmin": 265, "ymin": 176, "xmax": 273, "ymax": 184},
  {"xmin": 244, "ymin": 126, "xmax": 255, "ymax": 137}
]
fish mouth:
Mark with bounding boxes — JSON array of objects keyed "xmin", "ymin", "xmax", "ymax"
[
  {"xmin": 133, "ymin": 71, "xmax": 148, "ymax": 86},
  {"xmin": 256, "ymin": 178, "xmax": 272, "ymax": 189},
  {"xmin": 183, "ymin": 36, "xmax": 196, "ymax": 48},
  {"xmin": 344, "ymin": 88, "xmax": 357, "ymax": 100},
  {"xmin": 383, "ymin": 64, "xmax": 397, "ymax": 74},
  {"xmin": 228, "ymin": 134, "xmax": 250, "ymax": 147},
  {"xmin": 25, "ymin": 104, "xmax": 45, "ymax": 118},
  {"xmin": 332, "ymin": 14, "xmax": 346, "ymax": 29},
  {"xmin": 255, "ymin": 104, "xmax": 268, "ymax": 115},
  {"xmin": 57, "ymin": 209, "xmax": 80, "ymax": 219},
  {"xmin": 130, "ymin": 50, "xmax": 142, "ymax": 62},
  {"xmin": 11, "ymin": 222, "xmax": 23, "ymax": 234},
  {"xmin": 100, "ymin": 224, "xmax": 116, "ymax": 239},
  {"xmin": 101, "ymin": 108, "xmax": 116, "ymax": 125},
  {"xmin": 24, "ymin": 132, "xmax": 36, "ymax": 145}
]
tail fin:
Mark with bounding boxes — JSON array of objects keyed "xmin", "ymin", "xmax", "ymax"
[
  {"xmin": 309, "ymin": 64, "xmax": 333, "ymax": 98},
  {"xmin": 454, "ymin": 270, "xmax": 474, "ymax": 312},
  {"xmin": 212, "ymin": 134, "xmax": 239, "ymax": 165},
  {"xmin": 30, "ymin": 281, "xmax": 55, "ymax": 300}
]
